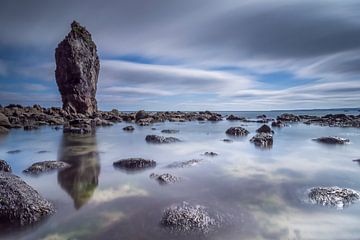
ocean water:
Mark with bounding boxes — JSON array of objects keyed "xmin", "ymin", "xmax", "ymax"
[{"xmin": 0, "ymin": 110, "xmax": 360, "ymax": 240}]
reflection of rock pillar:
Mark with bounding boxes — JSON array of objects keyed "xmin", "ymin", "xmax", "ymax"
[{"xmin": 57, "ymin": 133, "xmax": 100, "ymax": 209}]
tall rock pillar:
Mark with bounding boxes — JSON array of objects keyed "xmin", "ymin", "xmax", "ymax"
[{"xmin": 55, "ymin": 21, "xmax": 100, "ymax": 115}]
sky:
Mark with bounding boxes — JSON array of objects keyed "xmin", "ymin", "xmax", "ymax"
[{"xmin": 0, "ymin": 0, "xmax": 360, "ymax": 111}]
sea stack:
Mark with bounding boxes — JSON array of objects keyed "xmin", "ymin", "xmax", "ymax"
[{"xmin": 55, "ymin": 21, "xmax": 100, "ymax": 115}]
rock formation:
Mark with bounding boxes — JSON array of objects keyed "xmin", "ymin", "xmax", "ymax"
[{"xmin": 55, "ymin": 21, "xmax": 100, "ymax": 115}]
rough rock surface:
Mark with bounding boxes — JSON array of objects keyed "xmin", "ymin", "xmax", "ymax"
[
  {"xmin": 23, "ymin": 161, "xmax": 70, "ymax": 175},
  {"xmin": 226, "ymin": 114, "xmax": 245, "ymax": 121},
  {"xmin": 0, "ymin": 112, "xmax": 11, "ymax": 128},
  {"xmin": 113, "ymin": 158, "xmax": 156, "ymax": 170},
  {"xmin": 63, "ymin": 119, "xmax": 95, "ymax": 134},
  {"xmin": 271, "ymin": 120, "xmax": 284, "ymax": 128},
  {"xmin": 167, "ymin": 159, "xmax": 203, "ymax": 168},
  {"xmin": 135, "ymin": 110, "xmax": 148, "ymax": 122},
  {"xmin": 277, "ymin": 113, "xmax": 301, "ymax": 122},
  {"xmin": 250, "ymin": 133, "xmax": 273, "ymax": 147},
  {"xmin": 150, "ymin": 173, "xmax": 180, "ymax": 184},
  {"xmin": 0, "ymin": 172, "xmax": 55, "ymax": 225},
  {"xmin": 256, "ymin": 124, "xmax": 274, "ymax": 134},
  {"xmin": 0, "ymin": 160, "xmax": 11, "ymax": 172},
  {"xmin": 55, "ymin": 21, "xmax": 99, "ymax": 115},
  {"xmin": 145, "ymin": 135, "xmax": 181, "ymax": 144},
  {"xmin": 0, "ymin": 126, "xmax": 9, "ymax": 134},
  {"xmin": 313, "ymin": 136, "xmax": 350, "ymax": 144},
  {"xmin": 308, "ymin": 187, "xmax": 359, "ymax": 209},
  {"xmin": 123, "ymin": 125, "xmax": 135, "ymax": 131},
  {"xmin": 225, "ymin": 127, "xmax": 249, "ymax": 136},
  {"xmin": 161, "ymin": 202, "xmax": 218, "ymax": 233}
]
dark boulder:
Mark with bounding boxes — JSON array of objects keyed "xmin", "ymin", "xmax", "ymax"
[
  {"xmin": 250, "ymin": 133, "xmax": 273, "ymax": 147},
  {"xmin": 225, "ymin": 127, "xmax": 249, "ymax": 136},
  {"xmin": 0, "ymin": 172, "xmax": 55, "ymax": 225},
  {"xmin": 256, "ymin": 124, "xmax": 274, "ymax": 134},
  {"xmin": 277, "ymin": 113, "xmax": 300, "ymax": 122},
  {"xmin": 271, "ymin": 120, "xmax": 284, "ymax": 128},
  {"xmin": 145, "ymin": 135, "xmax": 181, "ymax": 144},
  {"xmin": 23, "ymin": 161, "xmax": 70, "ymax": 175},
  {"xmin": 135, "ymin": 110, "xmax": 148, "ymax": 122},
  {"xmin": 226, "ymin": 114, "xmax": 245, "ymax": 121},
  {"xmin": 55, "ymin": 21, "xmax": 99, "ymax": 115},
  {"xmin": 204, "ymin": 152, "xmax": 218, "ymax": 157},
  {"xmin": 313, "ymin": 136, "xmax": 350, "ymax": 144},
  {"xmin": 308, "ymin": 187, "xmax": 359, "ymax": 209},
  {"xmin": 113, "ymin": 158, "xmax": 156, "ymax": 170},
  {"xmin": 0, "ymin": 160, "xmax": 11, "ymax": 172},
  {"xmin": 123, "ymin": 125, "xmax": 135, "ymax": 131}
]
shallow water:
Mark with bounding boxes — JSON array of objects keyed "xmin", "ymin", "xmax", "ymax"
[{"xmin": 1, "ymin": 112, "xmax": 360, "ymax": 240}]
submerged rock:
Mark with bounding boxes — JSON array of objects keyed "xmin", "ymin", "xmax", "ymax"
[
  {"xmin": 256, "ymin": 124, "xmax": 274, "ymax": 134},
  {"xmin": 145, "ymin": 135, "xmax": 181, "ymax": 144},
  {"xmin": 161, "ymin": 129, "xmax": 180, "ymax": 134},
  {"xmin": 308, "ymin": 187, "xmax": 359, "ymax": 209},
  {"xmin": 23, "ymin": 161, "xmax": 70, "ymax": 175},
  {"xmin": 0, "ymin": 172, "xmax": 55, "ymax": 225},
  {"xmin": 204, "ymin": 152, "xmax": 218, "ymax": 157},
  {"xmin": 113, "ymin": 158, "xmax": 156, "ymax": 170},
  {"xmin": 161, "ymin": 202, "xmax": 218, "ymax": 233},
  {"xmin": 123, "ymin": 125, "xmax": 135, "ymax": 131},
  {"xmin": 222, "ymin": 139, "xmax": 233, "ymax": 143},
  {"xmin": 150, "ymin": 173, "xmax": 180, "ymax": 184},
  {"xmin": 7, "ymin": 149, "xmax": 21, "ymax": 154},
  {"xmin": 0, "ymin": 160, "xmax": 11, "ymax": 172},
  {"xmin": 55, "ymin": 21, "xmax": 99, "ymax": 115},
  {"xmin": 167, "ymin": 159, "xmax": 203, "ymax": 168},
  {"xmin": 225, "ymin": 127, "xmax": 249, "ymax": 136},
  {"xmin": 313, "ymin": 136, "xmax": 350, "ymax": 144},
  {"xmin": 250, "ymin": 133, "xmax": 273, "ymax": 148}
]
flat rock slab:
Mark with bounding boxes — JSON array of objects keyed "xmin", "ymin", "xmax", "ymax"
[
  {"xmin": 250, "ymin": 133, "xmax": 273, "ymax": 148},
  {"xmin": 113, "ymin": 158, "xmax": 156, "ymax": 170},
  {"xmin": 150, "ymin": 173, "xmax": 180, "ymax": 184},
  {"xmin": 23, "ymin": 161, "xmax": 70, "ymax": 175},
  {"xmin": 145, "ymin": 135, "xmax": 181, "ymax": 144},
  {"xmin": 0, "ymin": 172, "xmax": 55, "ymax": 225},
  {"xmin": 0, "ymin": 160, "xmax": 11, "ymax": 172},
  {"xmin": 161, "ymin": 201, "xmax": 219, "ymax": 234},
  {"xmin": 313, "ymin": 136, "xmax": 350, "ymax": 144},
  {"xmin": 225, "ymin": 127, "xmax": 249, "ymax": 136},
  {"xmin": 166, "ymin": 159, "xmax": 203, "ymax": 168},
  {"xmin": 308, "ymin": 186, "xmax": 359, "ymax": 209}
]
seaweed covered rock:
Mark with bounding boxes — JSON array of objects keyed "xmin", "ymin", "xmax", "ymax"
[
  {"xmin": 308, "ymin": 187, "xmax": 359, "ymax": 209},
  {"xmin": 161, "ymin": 202, "xmax": 218, "ymax": 233},
  {"xmin": 145, "ymin": 135, "xmax": 181, "ymax": 144},
  {"xmin": 313, "ymin": 136, "xmax": 350, "ymax": 144},
  {"xmin": 0, "ymin": 172, "xmax": 55, "ymax": 225},
  {"xmin": 225, "ymin": 127, "xmax": 249, "ymax": 136},
  {"xmin": 113, "ymin": 158, "xmax": 156, "ymax": 171},
  {"xmin": 55, "ymin": 21, "xmax": 100, "ymax": 115},
  {"xmin": 23, "ymin": 161, "xmax": 70, "ymax": 175}
]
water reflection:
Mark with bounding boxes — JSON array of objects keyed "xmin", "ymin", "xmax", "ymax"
[{"xmin": 57, "ymin": 133, "xmax": 100, "ymax": 209}]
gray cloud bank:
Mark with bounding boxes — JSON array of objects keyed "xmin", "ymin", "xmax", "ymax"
[{"xmin": 0, "ymin": 0, "xmax": 360, "ymax": 110}]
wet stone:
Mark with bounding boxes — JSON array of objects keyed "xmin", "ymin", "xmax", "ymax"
[
  {"xmin": 204, "ymin": 152, "xmax": 218, "ymax": 156},
  {"xmin": 225, "ymin": 127, "xmax": 249, "ymax": 136},
  {"xmin": 0, "ymin": 172, "xmax": 55, "ymax": 225},
  {"xmin": 313, "ymin": 136, "xmax": 350, "ymax": 144},
  {"xmin": 161, "ymin": 129, "xmax": 180, "ymax": 134},
  {"xmin": 145, "ymin": 135, "xmax": 181, "ymax": 144},
  {"xmin": 113, "ymin": 158, "xmax": 156, "ymax": 170},
  {"xmin": 123, "ymin": 125, "xmax": 135, "ymax": 131},
  {"xmin": 166, "ymin": 159, "xmax": 203, "ymax": 168},
  {"xmin": 150, "ymin": 173, "xmax": 180, "ymax": 184},
  {"xmin": 308, "ymin": 187, "xmax": 360, "ymax": 209},
  {"xmin": 0, "ymin": 160, "xmax": 11, "ymax": 172},
  {"xmin": 23, "ymin": 161, "xmax": 70, "ymax": 175},
  {"xmin": 161, "ymin": 201, "xmax": 219, "ymax": 234},
  {"xmin": 250, "ymin": 133, "xmax": 273, "ymax": 148}
]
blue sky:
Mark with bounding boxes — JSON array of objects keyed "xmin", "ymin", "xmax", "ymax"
[{"xmin": 1, "ymin": 0, "xmax": 360, "ymax": 111}]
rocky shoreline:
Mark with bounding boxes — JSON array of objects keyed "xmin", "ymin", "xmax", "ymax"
[{"xmin": 1, "ymin": 105, "xmax": 360, "ymax": 135}]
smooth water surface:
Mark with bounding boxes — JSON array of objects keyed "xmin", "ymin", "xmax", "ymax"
[{"xmin": 1, "ymin": 112, "xmax": 360, "ymax": 240}]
